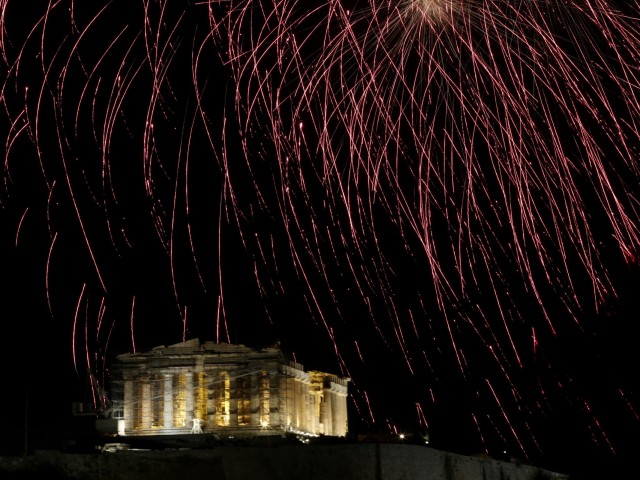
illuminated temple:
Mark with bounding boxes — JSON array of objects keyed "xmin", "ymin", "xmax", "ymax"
[{"xmin": 110, "ymin": 339, "xmax": 349, "ymax": 438}]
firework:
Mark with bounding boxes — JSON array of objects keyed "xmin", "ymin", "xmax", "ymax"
[{"xmin": 2, "ymin": 0, "xmax": 640, "ymax": 471}]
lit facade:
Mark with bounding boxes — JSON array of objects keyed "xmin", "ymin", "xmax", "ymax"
[{"xmin": 110, "ymin": 339, "xmax": 349, "ymax": 438}]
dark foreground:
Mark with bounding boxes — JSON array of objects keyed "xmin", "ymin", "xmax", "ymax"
[{"xmin": 0, "ymin": 443, "xmax": 567, "ymax": 480}]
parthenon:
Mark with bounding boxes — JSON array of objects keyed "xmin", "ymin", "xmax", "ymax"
[{"xmin": 110, "ymin": 339, "xmax": 349, "ymax": 438}]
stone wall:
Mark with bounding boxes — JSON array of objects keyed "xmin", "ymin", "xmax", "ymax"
[{"xmin": 0, "ymin": 444, "xmax": 568, "ymax": 480}]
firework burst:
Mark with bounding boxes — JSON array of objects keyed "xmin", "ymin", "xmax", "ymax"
[
  {"xmin": 211, "ymin": 0, "xmax": 640, "ymax": 457},
  {"xmin": 411, "ymin": 0, "xmax": 458, "ymax": 21}
]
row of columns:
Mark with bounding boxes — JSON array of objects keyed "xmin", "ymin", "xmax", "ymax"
[
  {"xmin": 123, "ymin": 370, "xmax": 274, "ymax": 434},
  {"xmin": 279, "ymin": 367, "xmax": 348, "ymax": 437},
  {"xmin": 121, "ymin": 366, "xmax": 347, "ymax": 437}
]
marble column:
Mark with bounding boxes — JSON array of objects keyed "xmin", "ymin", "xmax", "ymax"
[
  {"xmin": 141, "ymin": 380, "xmax": 151, "ymax": 429},
  {"xmin": 185, "ymin": 371, "xmax": 194, "ymax": 429},
  {"xmin": 123, "ymin": 379, "xmax": 133, "ymax": 433},
  {"xmin": 163, "ymin": 373, "xmax": 173, "ymax": 429}
]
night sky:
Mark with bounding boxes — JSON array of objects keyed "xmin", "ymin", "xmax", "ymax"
[{"xmin": 2, "ymin": 2, "xmax": 640, "ymax": 479}]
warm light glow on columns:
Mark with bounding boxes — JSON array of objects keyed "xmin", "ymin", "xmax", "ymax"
[
  {"xmin": 123, "ymin": 379, "xmax": 133, "ymax": 433},
  {"xmin": 141, "ymin": 380, "xmax": 151, "ymax": 429},
  {"xmin": 185, "ymin": 371, "xmax": 194, "ymax": 429},
  {"xmin": 259, "ymin": 372, "xmax": 270, "ymax": 427},
  {"xmin": 163, "ymin": 373, "xmax": 173, "ymax": 429}
]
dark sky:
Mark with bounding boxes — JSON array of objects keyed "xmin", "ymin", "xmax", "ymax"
[{"xmin": 2, "ymin": 1, "xmax": 640, "ymax": 478}]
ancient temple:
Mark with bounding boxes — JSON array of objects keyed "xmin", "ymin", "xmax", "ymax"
[{"xmin": 109, "ymin": 339, "xmax": 349, "ymax": 438}]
